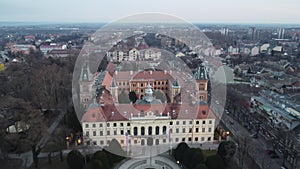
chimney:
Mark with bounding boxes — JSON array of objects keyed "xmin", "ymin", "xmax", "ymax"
[
  {"xmin": 150, "ymin": 70, "xmax": 152, "ymax": 75},
  {"xmin": 115, "ymin": 71, "xmax": 118, "ymax": 75},
  {"xmin": 164, "ymin": 70, "xmax": 167, "ymax": 74},
  {"xmin": 112, "ymin": 111, "xmax": 114, "ymax": 116},
  {"xmin": 130, "ymin": 70, "xmax": 133, "ymax": 75}
]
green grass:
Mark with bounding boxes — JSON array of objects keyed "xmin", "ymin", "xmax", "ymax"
[{"xmin": 202, "ymin": 150, "xmax": 217, "ymax": 158}]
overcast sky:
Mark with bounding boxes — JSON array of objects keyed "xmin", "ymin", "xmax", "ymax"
[{"xmin": 0, "ymin": 0, "xmax": 299, "ymax": 24}]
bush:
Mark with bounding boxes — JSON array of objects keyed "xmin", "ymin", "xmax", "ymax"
[
  {"xmin": 91, "ymin": 151, "xmax": 110, "ymax": 169},
  {"xmin": 174, "ymin": 142, "xmax": 189, "ymax": 162},
  {"xmin": 67, "ymin": 150, "xmax": 85, "ymax": 169}
]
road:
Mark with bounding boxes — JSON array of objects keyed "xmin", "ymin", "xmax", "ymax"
[{"xmin": 221, "ymin": 112, "xmax": 283, "ymax": 169}]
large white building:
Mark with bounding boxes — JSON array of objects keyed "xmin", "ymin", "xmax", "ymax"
[{"xmin": 79, "ymin": 63, "xmax": 215, "ymax": 154}]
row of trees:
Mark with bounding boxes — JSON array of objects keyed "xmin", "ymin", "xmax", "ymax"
[
  {"xmin": 173, "ymin": 141, "xmax": 236, "ymax": 169},
  {"xmin": 0, "ymin": 51, "xmax": 80, "ymax": 156},
  {"xmin": 67, "ymin": 139, "xmax": 125, "ymax": 169}
]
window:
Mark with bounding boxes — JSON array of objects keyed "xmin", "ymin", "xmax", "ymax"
[
  {"xmin": 189, "ymin": 121, "xmax": 193, "ymax": 125},
  {"xmin": 202, "ymin": 120, "xmax": 206, "ymax": 124},
  {"xmin": 92, "ymin": 124, "xmax": 96, "ymax": 128},
  {"xmin": 107, "ymin": 131, "xmax": 110, "ymax": 135},
  {"xmin": 176, "ymin": 121, "xmax": 179, "ymax": 125},
  {"xmin": 176, "ymin": 128, "xmax": 179, "ymax": 133},
  {"xmin": 127, "ymin": 130, "xmax": 131, "ymax": 135},
  {"xmin": 114, "ymin": 130, "xmax": 117, "ymax": 135},
  {"xmin": 93, "ymin": 131, "xmax": 96, "ymax": 136},
  {"xmin": 148, "ymin": 126, "xmax": 152, "ymax": 135},
  {"xmin": 121, "ymin": 130, "xmax": 124, "ymax": 135},
  {"xmin": 162, "ymin": 126, "xmax": 167, "ymax": 134},
  {"xmin": 156, "ymin": 126, "xmax": 160, "ymax": 135},
  {"xmin": 209, "ymin": 120, "xmax": 212, "ymax": 124},
  {"xmin": 134, "ymin": 127, "xmax": 138, "ymax": 136},
  {"xmin": 93, "ymin": 141, "xmax": 97, "ymax": 145},
  {"xmin": 85, "ymin": 124, "xmax": 89, "ymax": 128},
  {"xmin": 175, "ymin": 138, "xmax": 179, "ymax": 142},
  {"xmin": 208, "ymin": 128, "xmax": 212, "ymax": 132},
  {"xmin": 100, "ymin": 141, "xmax": 104, "ymax": 145},
  {"xmin": 107, "ymin": 140, "xmax": 111, "ymax": 145},
  {"xmin": 134, "ymin": 140, "xmax": 137, "ymax": 144},
  {"xmin": 120, "ymin": 123, "xmax": 123, "ymax": 127},
  {"xmin": 201, "ymin": 137, "xmax": 205, "ymax": 141},
  {"xmin": 182, "ymin": 138, "xmax": 185, "ymax": 142},
  {"xmin": 195, "ymin": 137, "xmax": 198, "ymax": 141},
  {"xmin": 183, "ymin": 121, "xmax": 186, "ymax": 125},
  {"xmin": 196, "ymin": 121, "xmax": 199, "ymax": 125},
  {"xmin": 182, "ymin": 128, "xmax": 186, "ymax": 133},
  {"xmin": 196, "ymin": 128, "xmax": 199, "ymax": 133},
  {"xmin": 188, "ymin": 137, "xmax": 192, "ymax": 141},
  {"xmin": 107, "ymin": 123, "xmax": 110, "ymax": 127},
  {"xmin": 141, "ymin": 127, "xmax": 145, "ymax": 135},
  {"xmin": 113, "ymin": 123, "xmax": 117, "ymax": 127},
  {"xmin": 202, "ymin": 128, "xmax": 205, "ymax": 132},
  {"xmin": 208, "ymin": 137, "xmax": 211, "ymax": 141},
  {"xmin": 163, "ymin": 139, "xmax": 166, "ymax": 143},
  {"xmin": 99, "ymin": 123, "xmax": 103, "ymax": 127},
  {"xmin": 100, "ymin": 131, "xmax": 103, "ymax": 136},
  {"xmin": 86, "ymin": 131, "xmax": 89, "ymax": 136},
  {"xmin": 127, "ymin": 123, "xmax": 130, "ymax": 126},
  {"xmin": 189, "ymin": 128, "xmax": 192, "ymax": 133},
  {"xmin": 170, "ymin": 121, "xmax": 173, "ymax": 125}
]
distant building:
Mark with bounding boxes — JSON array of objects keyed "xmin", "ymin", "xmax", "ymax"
[
  {"xmin": 251, "ymin": 46, "xmax": 260, "ymax": 56},
  {"xmin": 24, "ymin": 35, "xmax": 35, "ymax": 42},
  {"xmin": 251, "ymin": 90, "xmax": 300, "ymax": 130},
  {"xmin": 40, "ymin": 43, "xmax": 67, "ymax": 55},
  {"xmin": 9, "ymin": 44, "xmax": 36, "ymax": 55}
]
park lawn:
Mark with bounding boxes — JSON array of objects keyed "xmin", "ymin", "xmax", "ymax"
[
  {"xmin": 37, "ymin": 157, "xmax": 68, "ymax": 169},
  {"xmin": 202, "ymin": 149, "xmax": 217, "ymax": 158}
]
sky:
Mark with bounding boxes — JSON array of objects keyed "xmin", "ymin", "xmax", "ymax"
[{"xmin": 0, "ymin": 0, "xmax": 300, "ymax": 24}]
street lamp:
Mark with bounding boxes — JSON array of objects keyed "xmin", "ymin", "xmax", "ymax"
[{"xmin": 77, "ymin": 138, "xmax": 82, "ymax": 145}]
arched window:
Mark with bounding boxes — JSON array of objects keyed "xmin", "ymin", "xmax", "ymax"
[
  {"xmin": 163, "ymin": 126, "xmax": 167, "ymax": 134},
  {"xmin": 148, "ymin": 126, "xmax": 152, "ymax": 135},
  {"xmin": 155, "ymin": 139, "xmax": 159, "ymax": 145},
  {"xmin": 134, "ymin": 127, "xmax": 138, "ymax": 136},
  {"xmin": 156, "ymin": 126, "xmax": 160, "ymax": 135},
  {"xmin": 141, "ymin": 127, "xmax": 145, "ymax": 135}
]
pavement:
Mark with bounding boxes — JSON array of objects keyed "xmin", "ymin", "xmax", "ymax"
[{"xmin": 117, "ymin": 154, "xmax": 181, "ymax": 169}]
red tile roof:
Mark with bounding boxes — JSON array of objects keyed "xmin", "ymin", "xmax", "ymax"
[
  {"xmin": 82, "ymin": 101, "xmax": 216, "ymax": 122},
  {"xmin": 81, "ymin": 106, "xmax": 107, "ymax": 122}
]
